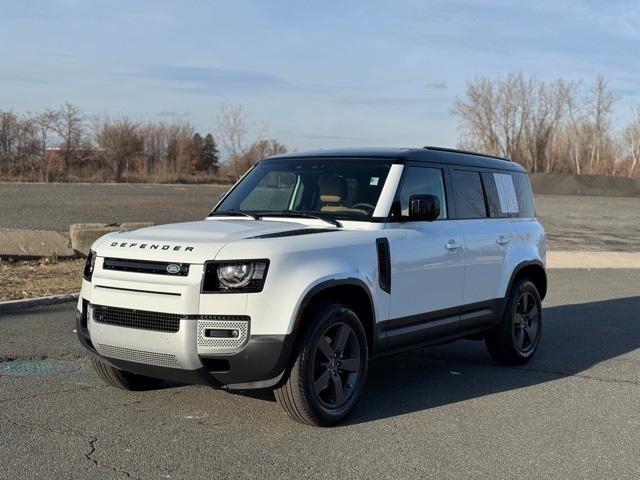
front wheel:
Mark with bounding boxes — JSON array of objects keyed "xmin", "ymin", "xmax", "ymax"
[
  {"xmin": 91, "ymin": 357, "xmax": 164, "ymax": 391},
  {"xmin": 485, "ymin": 279, "xmax": 542, "ymax": 365},
  {"xmin": 275, "ymin": 303, "xmax": 369, "ymax": 427}
]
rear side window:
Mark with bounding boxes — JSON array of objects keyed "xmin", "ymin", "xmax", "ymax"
[
  {"xmin": 480, "ymin": 173, "xmax": 505, "ymax": 218},
  {"xmin": 452, "ymin": 170, "xmax": 487, "ymax": 219},
  {"xmin": 481, "ymin": 172, "xmax": 535, "ymax": 218},
  {"xmin": 512, "ymin": 172, "xmax": 536, "ymax": 218}
]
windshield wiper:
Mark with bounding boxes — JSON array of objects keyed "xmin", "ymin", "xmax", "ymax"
[
  {"xmin": 208, "ymin": 210, "xmax": 259, "ymax": 220},
  {"xmin": 258, "ymin": 211, "xmax": 342, "ymax": 228}
]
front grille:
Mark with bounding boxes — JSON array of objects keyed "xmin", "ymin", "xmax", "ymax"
[
  {"xmin": 103, "ymin": 257, "xmax": 189, "ymax": 276},
  {"xmin": 97, "ymin": 344, "xmax": 181, "ymax": 368},
  {"xmin": 92, "ymin": 304, "xmax": 181, "ymax": 333}
]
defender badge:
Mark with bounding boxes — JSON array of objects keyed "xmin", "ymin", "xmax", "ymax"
[{"xmin": 166, "ymin": 264, "xmax": 181, "ymax": 274}]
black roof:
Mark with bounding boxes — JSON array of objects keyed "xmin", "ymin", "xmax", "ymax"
[{"xmin": 266, "ymin": 146, "xmax": 526, "ymax": 172}]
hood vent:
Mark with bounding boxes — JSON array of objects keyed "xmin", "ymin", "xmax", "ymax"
[{"xmin": 249, "ymin": 228, "xmax": 339, "ymax": 239}]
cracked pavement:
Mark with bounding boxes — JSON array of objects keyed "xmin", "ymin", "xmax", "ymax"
[{"xmin": 1, "ymin": 269, "xmax": 639, "ymax": 479}]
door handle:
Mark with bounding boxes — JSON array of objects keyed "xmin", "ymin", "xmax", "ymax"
[
  {"xmin": 496, "ymin": 235, "xmax": 510, "ymax": 246},
  {"xmin": 444, "ymin": 240, "xmax": 463, "ymax": 251}
]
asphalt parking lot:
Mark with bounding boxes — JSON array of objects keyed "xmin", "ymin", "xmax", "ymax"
[
  {"xmin": 2, "ymin": 183, "xmax": 640, "ymax": 251},
  {"xmin": 1, "ymin": 268, "xmax": 639, "ymax": 479}
]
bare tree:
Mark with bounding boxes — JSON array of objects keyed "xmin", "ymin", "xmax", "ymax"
[
  {"xmin": 453, "ymin": 73, "xmax": 535, "ymax": 164},
  {"xmin": 0, "ymin": 111, "xmax": 40, "ymax": 179},
  {"xmin": 453, "ymin": 77, "xmax": 501, "ymax": 155},
  {"xmin": 95, "ymin": 117, "xmax": 143, "ymax": 181},
  {"xmin": 524, "ymin": 80, "xmax": 573, "ymax": 173},
  {"xmin": 215, "ymin": 104, "xmax": 249, "ymax": 179},
  {"xmin": 233, "ymin": 138, "xmax": 288, "ymax": 173},
  {"xmin": 622, "ymin": 106, "xmax": 640, "ymax": 177},
  {"xmin": 454, "ymin": 73, "xmax": 620, "ymax": 177},
  {"xmin": 34, "ymin": 110, "xmax": 59, "ymax": 181},
  {"xmin": 587, "ymin": 75, "xmax": 617, "ymax": 172},
  {"xmin": 48, "ymin": 102, "xmax": 87, "ymax": 179}
]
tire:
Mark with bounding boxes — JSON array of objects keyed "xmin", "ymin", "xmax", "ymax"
[
  {"xmin": 485, "ymin": 278, "xmax": 542, "ymax": 365},
  {"xmin": 91, "ymin": 357, "xmax": 164, "ymax": 391},
  {"xmin": 275, "ymin": 302, "xmax": 369, "ymax": 427}
]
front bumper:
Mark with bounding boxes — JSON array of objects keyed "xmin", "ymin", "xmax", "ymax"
[{"xmin": 76, "ymin": 305, "xmax": 295, "ymax": 390}]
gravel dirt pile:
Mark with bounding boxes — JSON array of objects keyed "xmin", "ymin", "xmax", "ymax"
[
  {"xmin": 0, "ymin": 258, "xmax": 83, "ymax": 301},
  {"xmin": 531, "ymin": 173, "xmax": 640, "ymax": 196}
]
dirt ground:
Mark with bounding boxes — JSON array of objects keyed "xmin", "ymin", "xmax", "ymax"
[{"xmin": 0, "ymin": 258, "xmax": 84, "ymax": 302}]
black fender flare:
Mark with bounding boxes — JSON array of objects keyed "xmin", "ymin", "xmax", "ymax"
[
  {"xmin": 505, "ymin": 260, "xmax": 547, "ymax": 301},
  {"xmin": 293, "ymin": 278, "xmax": 383, "ymax": 352}
]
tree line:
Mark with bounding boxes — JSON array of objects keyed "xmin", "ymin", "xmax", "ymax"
[
  {"xmin": 0, "ymin": 103, "xmax": 287, "ymax": 183},
  {"xmin": 452, "ymin": 73, "xmax": 640, "ymax": 178},
  {"xmin": 2, "ymin": 73, "xmax": 640, "ymax": 183}
]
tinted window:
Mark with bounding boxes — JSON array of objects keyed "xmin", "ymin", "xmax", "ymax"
[
  {"xmin": 480, "ymin": 171, "xmax": 535, "ymax": 218},
  {"xmin": 392, "ymin": 167, "xmax": 447, "ymax": 220},
  {"xmin": 452, "ymin": 170, "xmax": 487, "ymax": 219},
  {"xmin": 512, "ymin": 172, "xmax": 536, "ymax": 218},
  {"xmin": 481, "ymin": 173, "xmax": 513, "ymax": 218}
]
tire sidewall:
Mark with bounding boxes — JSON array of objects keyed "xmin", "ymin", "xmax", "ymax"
[
  {"xmin": 508, "ymin": 280, "xmax": 543, "ymax": 360},
  {"xmin": 300, "ymin": 304, "xmax": 369, "ymax": 424}
]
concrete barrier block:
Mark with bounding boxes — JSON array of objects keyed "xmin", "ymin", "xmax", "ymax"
[
  {"xmin": 119, "ymin": 222, "xmax": 154, "ymax": 231},
  {"xmin": 0, "ymin": 228, "xmax": 75, "ymax": 259},
  {"xmin": 69, "ymin": 222, "xmax": 154, "ymax": 256},
  {"xmin": 69, "ymin": 223, "xmax": 118, "ymax": 256}
]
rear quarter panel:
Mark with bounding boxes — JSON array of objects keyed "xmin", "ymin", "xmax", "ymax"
[{"xmin": 501, "ymin": 217, "xmax": 546, "ymax": 297}]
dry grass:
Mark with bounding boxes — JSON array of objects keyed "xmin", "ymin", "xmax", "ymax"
[{"xmin": 0, "ymin": 258, "xmax": 84, "ymax": 302}]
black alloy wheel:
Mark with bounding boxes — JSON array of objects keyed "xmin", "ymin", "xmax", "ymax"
[
  {"xmin": 311, "ymin": 322, "xmax": 362, "ymax": 409},
  {"xmin": 485, "ymin": 278, "xmax": 543, "ymax": 365},
  {"xmin": 513, "ymin": 291, "xmax": 540, "ymax": 354},
  {"xmin": 274, "ymin": 302, "xmax": 369, "ymax": 426}
]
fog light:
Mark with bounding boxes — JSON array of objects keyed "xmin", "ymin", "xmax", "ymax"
[{"xmin": 205, "ymin": 328, "xmax": 241, "ymax": 338}]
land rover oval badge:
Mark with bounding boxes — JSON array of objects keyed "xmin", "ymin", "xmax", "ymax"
[{"xmin": 166, "ymin": 264, "xmax": 181, "ymax": 274}]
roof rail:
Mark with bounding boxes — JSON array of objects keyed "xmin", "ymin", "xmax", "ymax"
[{"xmin": 423, "ymin": 146, "xmax": 512, "ymax": 162}]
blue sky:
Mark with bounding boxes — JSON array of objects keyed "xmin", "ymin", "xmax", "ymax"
[{"xmin": 1, "ymin": 0, "xmax": 639, "ymax": 152}]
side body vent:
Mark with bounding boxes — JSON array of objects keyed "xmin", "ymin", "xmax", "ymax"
[{"xmin": 376, "ymin": 237, "xmax": 391, "ymax": 293}]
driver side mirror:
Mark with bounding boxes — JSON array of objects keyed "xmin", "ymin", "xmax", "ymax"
[{"xmin": 408, "ymin": 194, "xmax": 440, "ymax": 222}]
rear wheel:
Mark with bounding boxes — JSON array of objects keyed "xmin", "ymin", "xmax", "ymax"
[
  {"xmin": 485, "ymin": 279, "xmax": 542, "ymax": 365},
  {"xmin": 91, "ymin": 357, "xmax": 164, "ymax": 391},
  {"xmin": 275, "ymin": 303, "xmax": 368, "ymax": 427}
]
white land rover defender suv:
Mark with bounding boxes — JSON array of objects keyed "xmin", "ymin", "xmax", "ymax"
[{"xmin": 77, "ymin": 147, "xmax": 546, "ymax": 426}]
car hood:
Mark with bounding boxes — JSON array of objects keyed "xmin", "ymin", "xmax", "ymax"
[{"xmin": 92, "ymin": 218, "xmax": 334, "ymax": 263}]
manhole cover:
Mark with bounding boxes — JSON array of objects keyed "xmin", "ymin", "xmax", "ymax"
[{"xmin": 0, "ymin": 360, "xmax": 80, "ymax": 376}]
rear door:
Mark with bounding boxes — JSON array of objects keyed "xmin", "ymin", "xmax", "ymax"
[
  {"xmin": 450, "ymin": 168, "xmax": 509, "ymax": 330},
  {"xmin": 384, "ymin": 165, "xmax": 466, "ymax": 349}
]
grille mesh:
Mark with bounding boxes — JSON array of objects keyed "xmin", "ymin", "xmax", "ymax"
[
  {"xmin": 102, "ymin": 257, "xmax": 189, "ymax": 276},
  {"xmin": 197, "ymin": 318, "xmax": 250, "ymax": 350},
  {"xmin": 92, "ymin": 304, "xmax": 181, "ymax": 333},
  {"xmin": 98, "ymin": 344, "xmax": 181, "ymax": 368}
]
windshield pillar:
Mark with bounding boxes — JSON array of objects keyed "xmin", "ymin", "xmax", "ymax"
[{"xmin": 372, "ymin": 164, "xmax": 404, "ymax": 219}]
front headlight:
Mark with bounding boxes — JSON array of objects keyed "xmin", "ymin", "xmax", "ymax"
[
  {"xmin": 202, "ymin": 260, "xmax": 269, "ymax": 293},
  {"xmin": 83, "ymin": 250, "xmax": 96, "ymax": 281}
]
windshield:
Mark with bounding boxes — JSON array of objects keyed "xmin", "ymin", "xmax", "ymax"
[{"xmin": 214, "ymin": 158, "xmax": 393, "ymax": 221}]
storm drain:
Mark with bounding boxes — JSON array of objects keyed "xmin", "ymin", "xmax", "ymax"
[{"xmin": 0, "ymin": 360, "xmax": 80, "ymax": 376}]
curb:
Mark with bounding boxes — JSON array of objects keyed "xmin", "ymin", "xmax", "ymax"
[
  {"xmin": 0, "ymin": 293, "xmax": 79, "ymax": 314},
  {"xmin": 546, "ymin": 251, "xmax": 640, "ymax": 269}
]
